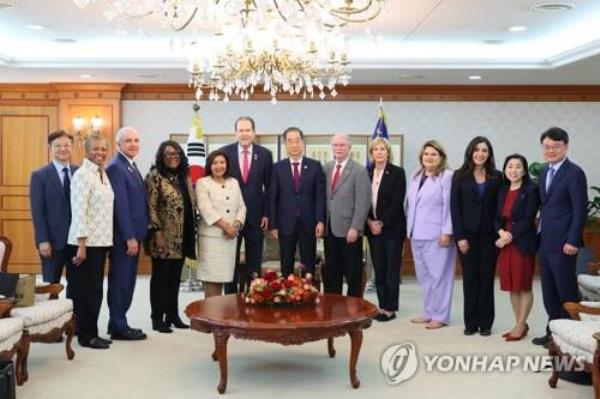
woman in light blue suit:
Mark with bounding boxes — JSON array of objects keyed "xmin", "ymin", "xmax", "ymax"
[{"xmin": 406, "ymin": 140, "xmax": 456, "ymax": 329}]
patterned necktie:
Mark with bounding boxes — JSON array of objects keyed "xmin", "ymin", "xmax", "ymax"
[
  {"xmin": 62, "ymin": 167, "xmax": 71, "ymax": 200},
  {"xmin": 292, "ymin": 162, "xmax": 300, "ymax": 192},
  {"xmin": 331, "ymin": 164, "xmax": 342, "ymax": 191},
  {"xmin": 242, "ymin": 150, "xmax": 250, "ymax": 183},
  {"xmin": 546, "ymin": 167, "xmax": 555, "ymax": 192}
]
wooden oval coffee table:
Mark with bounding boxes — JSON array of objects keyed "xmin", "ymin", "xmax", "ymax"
[{"xmin": 185, "ymin": 294, "xmax": 378, "ymax": 394}]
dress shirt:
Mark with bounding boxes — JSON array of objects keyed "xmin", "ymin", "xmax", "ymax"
[
  {"xmin": 52, "ymin": 160, "xmax": 72, "ymax": 186},
  {"xmin": 289, "ymin": 156, "xmax": 303, "ymax": 176},
  {"xmin": 68, "ymin": 158, "xmax": 114, "ymax": 247},
  {"xmin": 330, "ymin": 156, "xmax": 350, "ymax": 180},
  {"xmin": 238, "ymin": 143, "xmax": 253, "ymax": 174}
]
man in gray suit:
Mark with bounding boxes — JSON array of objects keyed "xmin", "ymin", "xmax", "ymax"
[{"xmin": 324, "ymin": 133, "xmax": 371, "ymax": 297}]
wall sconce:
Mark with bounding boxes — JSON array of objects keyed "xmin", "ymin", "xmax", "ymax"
[{"xmin": 72, "ymin": 114, "xmax": 103, "ymax": 142}]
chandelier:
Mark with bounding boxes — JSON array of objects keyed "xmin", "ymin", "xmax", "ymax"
[{"xmin": 74, "ymin": 0, "xmax": 386, "ymax": 102}]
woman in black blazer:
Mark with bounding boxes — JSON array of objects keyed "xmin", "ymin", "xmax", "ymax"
[
  {"xmin": 450, "ymin": 136, "xmax": 503, "ymax": 336},
  {"xmin": 366, "ymin": 138, "xmax": 407, "ymax": 322},
  {"xmin": 495, "ymin": 154, "xmax": 539, "ymax": 341}
]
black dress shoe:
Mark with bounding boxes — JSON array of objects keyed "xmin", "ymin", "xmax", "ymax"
[
  {"xmin": 152, "ymin": 320, "xmax": 173, "ymax": 333},
  {"xmin": 463, "ymin": 329, "xmax": 477, "ymax": 336},
  {"xmin": 374, "ymin": 313, "xmax": 386, "ymax": 321},
  {"xmin": 479, "ymin": 328, "xmax": 492, "ymax": 336},
  {"xmin": 167, "ymin": 317, "xmax": 190, "ymax": 329},
  {"xmin": 111, "ymin": 329, "xmax": 147, "ymax": 341},
  {"xmin": 96, "ymin": 337, "xmax": 113, "ymax": 345},
  {"xmin": 377, "ymin": 313, "xmax": 396, "ymax": 322},
  {"xmin": 532, "ymin": 334, "xmax": 551, "ymax": 346},
  {"xmin": 79, "ymin": 337, "xmax": 110, "ymax": 349}
]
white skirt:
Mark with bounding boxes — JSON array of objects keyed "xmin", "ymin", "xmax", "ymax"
[{"xmin": 197, "ymin": 234, "xmax": 238, "ymax": 283}]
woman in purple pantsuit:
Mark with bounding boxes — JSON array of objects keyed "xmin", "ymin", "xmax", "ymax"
[{"xmin": 406, "ymin": 140, "xmax": 457, "ymax": 329}]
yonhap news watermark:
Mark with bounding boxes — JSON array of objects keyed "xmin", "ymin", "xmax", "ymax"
[{"xmin": 380, "ymin": 342, "xmax": 585, "ymax": 385}]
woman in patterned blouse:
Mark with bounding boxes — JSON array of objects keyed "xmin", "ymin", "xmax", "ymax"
[
  {"xmin": 145, "ymin": 140, "xmax": 197, "ymax": 333},
  {"xmin": 67, "ymin": 133, "xmax": 114, "ymax": 350}
]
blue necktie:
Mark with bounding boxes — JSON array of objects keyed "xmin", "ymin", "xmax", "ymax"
[
  {"xmin": 62, "ymin": 167, "xmax": 71, "ymax": 201},
  {"xmin": 545, "ymin": 167, "xmax": 555, "ymax": 192}
]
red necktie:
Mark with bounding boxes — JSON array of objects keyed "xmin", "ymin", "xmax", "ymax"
[
  {"xmin": 331, "ymin": 164, "xmax": 342, "ymax": 191},
  {"xmin": 292, "ymin": 162, "xmax": 300, "ymax": 192},
  {"xmin": 242, "ymin": 149, "xmax": 250, "ymax": 184}
]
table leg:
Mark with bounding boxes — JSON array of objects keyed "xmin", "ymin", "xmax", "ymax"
[
  {"xmin": 348, "ymin": 329, "xmax": 363, "ymax": 389},
  {"xmin": 327, "ymin": 337, "xmax": 336, "ymax": 358},
  {"xmin": 213, "ymin": 331, "xmax": 230, "ymax": 394}
]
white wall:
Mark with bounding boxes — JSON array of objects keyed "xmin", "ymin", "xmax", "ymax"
[{"xmin": 122, "ymin": 100, "xmax": 600, "ymax": 187}]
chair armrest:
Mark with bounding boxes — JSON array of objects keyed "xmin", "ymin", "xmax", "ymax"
[
  {"xmin": 35, "ymin": 283, "xmax": 64, "ymax": 299},
  {"xmin": 564, "ymin": 302, "xmax": 600, "ymax": 321},
  {"xmin": 0, "ymin": 299, "xmax": 14, "ymax": 318},
  {"xmin": 588, "ymin": 261, "xmax": 600, "ymax": 275}
]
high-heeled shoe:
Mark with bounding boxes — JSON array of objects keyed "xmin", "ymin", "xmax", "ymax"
[
  {"xmin": 167, "ymin": 316, "xmax": 190, "ymax": 329},
  {"xmin": 505, "ymin": 324, "xmax": 529, "ymax": 342}
]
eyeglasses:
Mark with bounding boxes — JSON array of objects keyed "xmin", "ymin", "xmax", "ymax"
[
  {"xmin": 542, "ymin": 144, "xmax": 565, "ymax": 151},
  {"xmin": 163, "ymin": 152, "xmax": 181, "ymax": 159}
]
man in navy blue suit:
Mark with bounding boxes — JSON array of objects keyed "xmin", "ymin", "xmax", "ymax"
[
  {"xmin": 221, "ymin": 116, "xmax": 272, "ymax": 293},
  {"xmin": 269, "ymin": 127, "xmax": 325, "ymax": 276},
  {"xmin": 532, "ymin": 127, "xmax": 588, "ymax": 347},
  {"xmin": 29, "ymin": 130, "xmax": 78, "ymax": 299},
  {"xmin": 106, "ymin": 127, "xmax": 149, "ymax": 341}
]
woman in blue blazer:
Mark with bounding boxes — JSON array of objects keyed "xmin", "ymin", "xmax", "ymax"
[
  {"xmin": 494, "ymin": 154, "xmax": 539, "ymax": 341},
  {"xmin": 451, "ymin": 136, "xmax": 502, "ymax": 336}
]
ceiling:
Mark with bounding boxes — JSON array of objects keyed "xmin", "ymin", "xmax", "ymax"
[{"xmin": 1, "ymin": 0, "xmax": 600, "ymax": 85}]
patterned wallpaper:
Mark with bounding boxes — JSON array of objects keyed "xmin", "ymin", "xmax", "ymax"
[{"xmin": 122, "ymin": 100, "xmax": 600, "ymax": 188}]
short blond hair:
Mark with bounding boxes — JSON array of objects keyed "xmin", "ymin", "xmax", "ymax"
[{"xmin": 368, "ymin": 137, "xmax": 392, "ymax": 163}]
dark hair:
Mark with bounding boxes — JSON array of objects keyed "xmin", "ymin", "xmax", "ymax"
[
  {"xmin": 153, "ymin": 140, "xmax": 189, "ymax": 178},
  {"xmin": 282, "ymin": 126, "xmax": 304, "ymax": 140},
  {"xmin": 540, "ymin": 127, "xmax": 569, "ymax": 144},
  {"xmin": 235, "ymin": 116, "xmax": 255, "ymax": 132},
  {"xmin": 205, "ymin": 150, "xmax": 230, "ymax": 178},
  {"xmin": 454, "ymin": 136, "xmax": 496, "ymax": 180},
  {"xmin": 48, "ymin": 130, "xmax": 74, "ymax": 145},
  {"xmin": 502, "ymin": 153, "xmax": 531, "ymax": 186}
]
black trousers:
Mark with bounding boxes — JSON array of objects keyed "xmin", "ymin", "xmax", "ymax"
[
  {"xmin": 71, "ymin": 246, "xmax": 109, "ymax": 342},
  {"xmin": 150, "ymin": 258, "xmax": 184, "ymax": 322},
  {"xmin": 539, "ymin": 248, "xmax": 579, "ymax": 333},
  {"xmin": 368, "ymin": 235, "xmax": 403, "ymax": 311},
  {"xmin": 279, "ymin": 218, "xmax": 316, "ymax": 277},
  {"xmin": 323, "ymin": 227, "xmax": 363, "ymax": 297},
  {"xmin": 225, "ymin": 225, "xmax": 264, "ymax": 294},
  {"xmin": 40, "ymin": 246, "xmax": 76, "ymax": 303},
  {"xmin": 458, "ymin": 233, "xmax": 497, "ymax": 331}
]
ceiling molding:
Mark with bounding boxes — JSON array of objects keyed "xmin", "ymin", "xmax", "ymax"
[{"xmin": 547, "ymin": 39, "xmax": 600, "ymax": 68}]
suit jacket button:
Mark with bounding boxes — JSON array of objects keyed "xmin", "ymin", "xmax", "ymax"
[
  {"xmin": 226, "ymin": 196, "xmax": 230, "ymax": 200},
  {"xmin": 226, "ymin": 209, "xmax": 230, "ymax": 213}
]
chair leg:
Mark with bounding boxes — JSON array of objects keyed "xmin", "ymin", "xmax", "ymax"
[
  {"xmin": 17, "ymin": 333, "xmax": 30, "ymax": 385},
  {"xmin": 593, "ymin": 347, "xmax": 600, "ymax": 399},
  {"xmin": 65, "ymin": 314, "xmax": 76, "ymax": 360},
  {"xmin": 548, "ymin": 337, "xmax": 559, "ymax": 389}
]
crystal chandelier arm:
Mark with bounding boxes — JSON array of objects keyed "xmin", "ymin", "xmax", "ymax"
[
  {"xmin": 328, "ymin": 0, "xmax": 384, "ymax": 23},
  {"xmin": 171, "ymin": 5, "xmax": 199, "ymax": 31}
]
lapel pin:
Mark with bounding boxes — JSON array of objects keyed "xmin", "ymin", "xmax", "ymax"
[
  {"xmin": 303, "ymin": 165, "xmax": 308, "ymax": 170},
  {"xmin": 127, "ymin": 166, "xmax": 133, "ymax": 172},
  {"xmin": 385, "ymin": 170, "xmax": 389, "ymax": 175},
  {"xmin": 253, "ymin": 154, "xmax": 258, "ymax": 160}
]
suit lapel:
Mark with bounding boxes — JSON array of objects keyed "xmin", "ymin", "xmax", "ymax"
[
  {"xmin": 540, "ymin": 165, "xmax": 548, "ymax": 202},
  {"xmin": 546, "ymin": 159, "xmax": 569, "ymax": 198},
  {"xmin": 47, "ymin": 164, "xmax": 65, "ymax": 199},
  {"xmin": 299, "ymin": 159, "xmax": 308, "ymax": 191},
  {"xmin": 247, "ymin": 145, "xmax": 260, "ymax": 183}
]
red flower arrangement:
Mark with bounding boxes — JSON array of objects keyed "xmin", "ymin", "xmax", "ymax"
[{"xmin": 243, "ymin": 270, "xmax": 320, "ymax": 307}]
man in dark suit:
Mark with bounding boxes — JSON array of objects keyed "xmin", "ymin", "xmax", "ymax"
[
  {"xmin": 269, "ymin": 127, "xmax": 325, "ymax": 276},
  {"xmin": 221, "ymin": 116, "xmax": 273, "ymax": 293},
  {"xmin": 532, "ymin": 127, "xmax": 588, "ymax": 347},
  {"xmin": 29, "ymin": 130, "xmax": 78, "ymax": 300},
  {"xmin": 106, "ymin": 127, "xmax": 149, "ymax": 341}
]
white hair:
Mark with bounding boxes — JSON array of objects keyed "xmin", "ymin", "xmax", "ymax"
[
  {"xmin": 116, "ymin": 126, "xmax": 140, "ymax": 144},
  {"xmin": 331, "ymin": 133, "xmax": 352, "ymax": 146}
]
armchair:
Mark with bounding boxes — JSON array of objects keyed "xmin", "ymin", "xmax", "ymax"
[
  {"xmin": 548, "ymin": 301, "xmax": 600, "ymax": 398},
  {"xmin": 0, "ymin": 299, "xmax": 29, "ymax": 386},
  {"xmin": 0, "ymin": 235, "xmax": 75, "ymax": 384}
]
